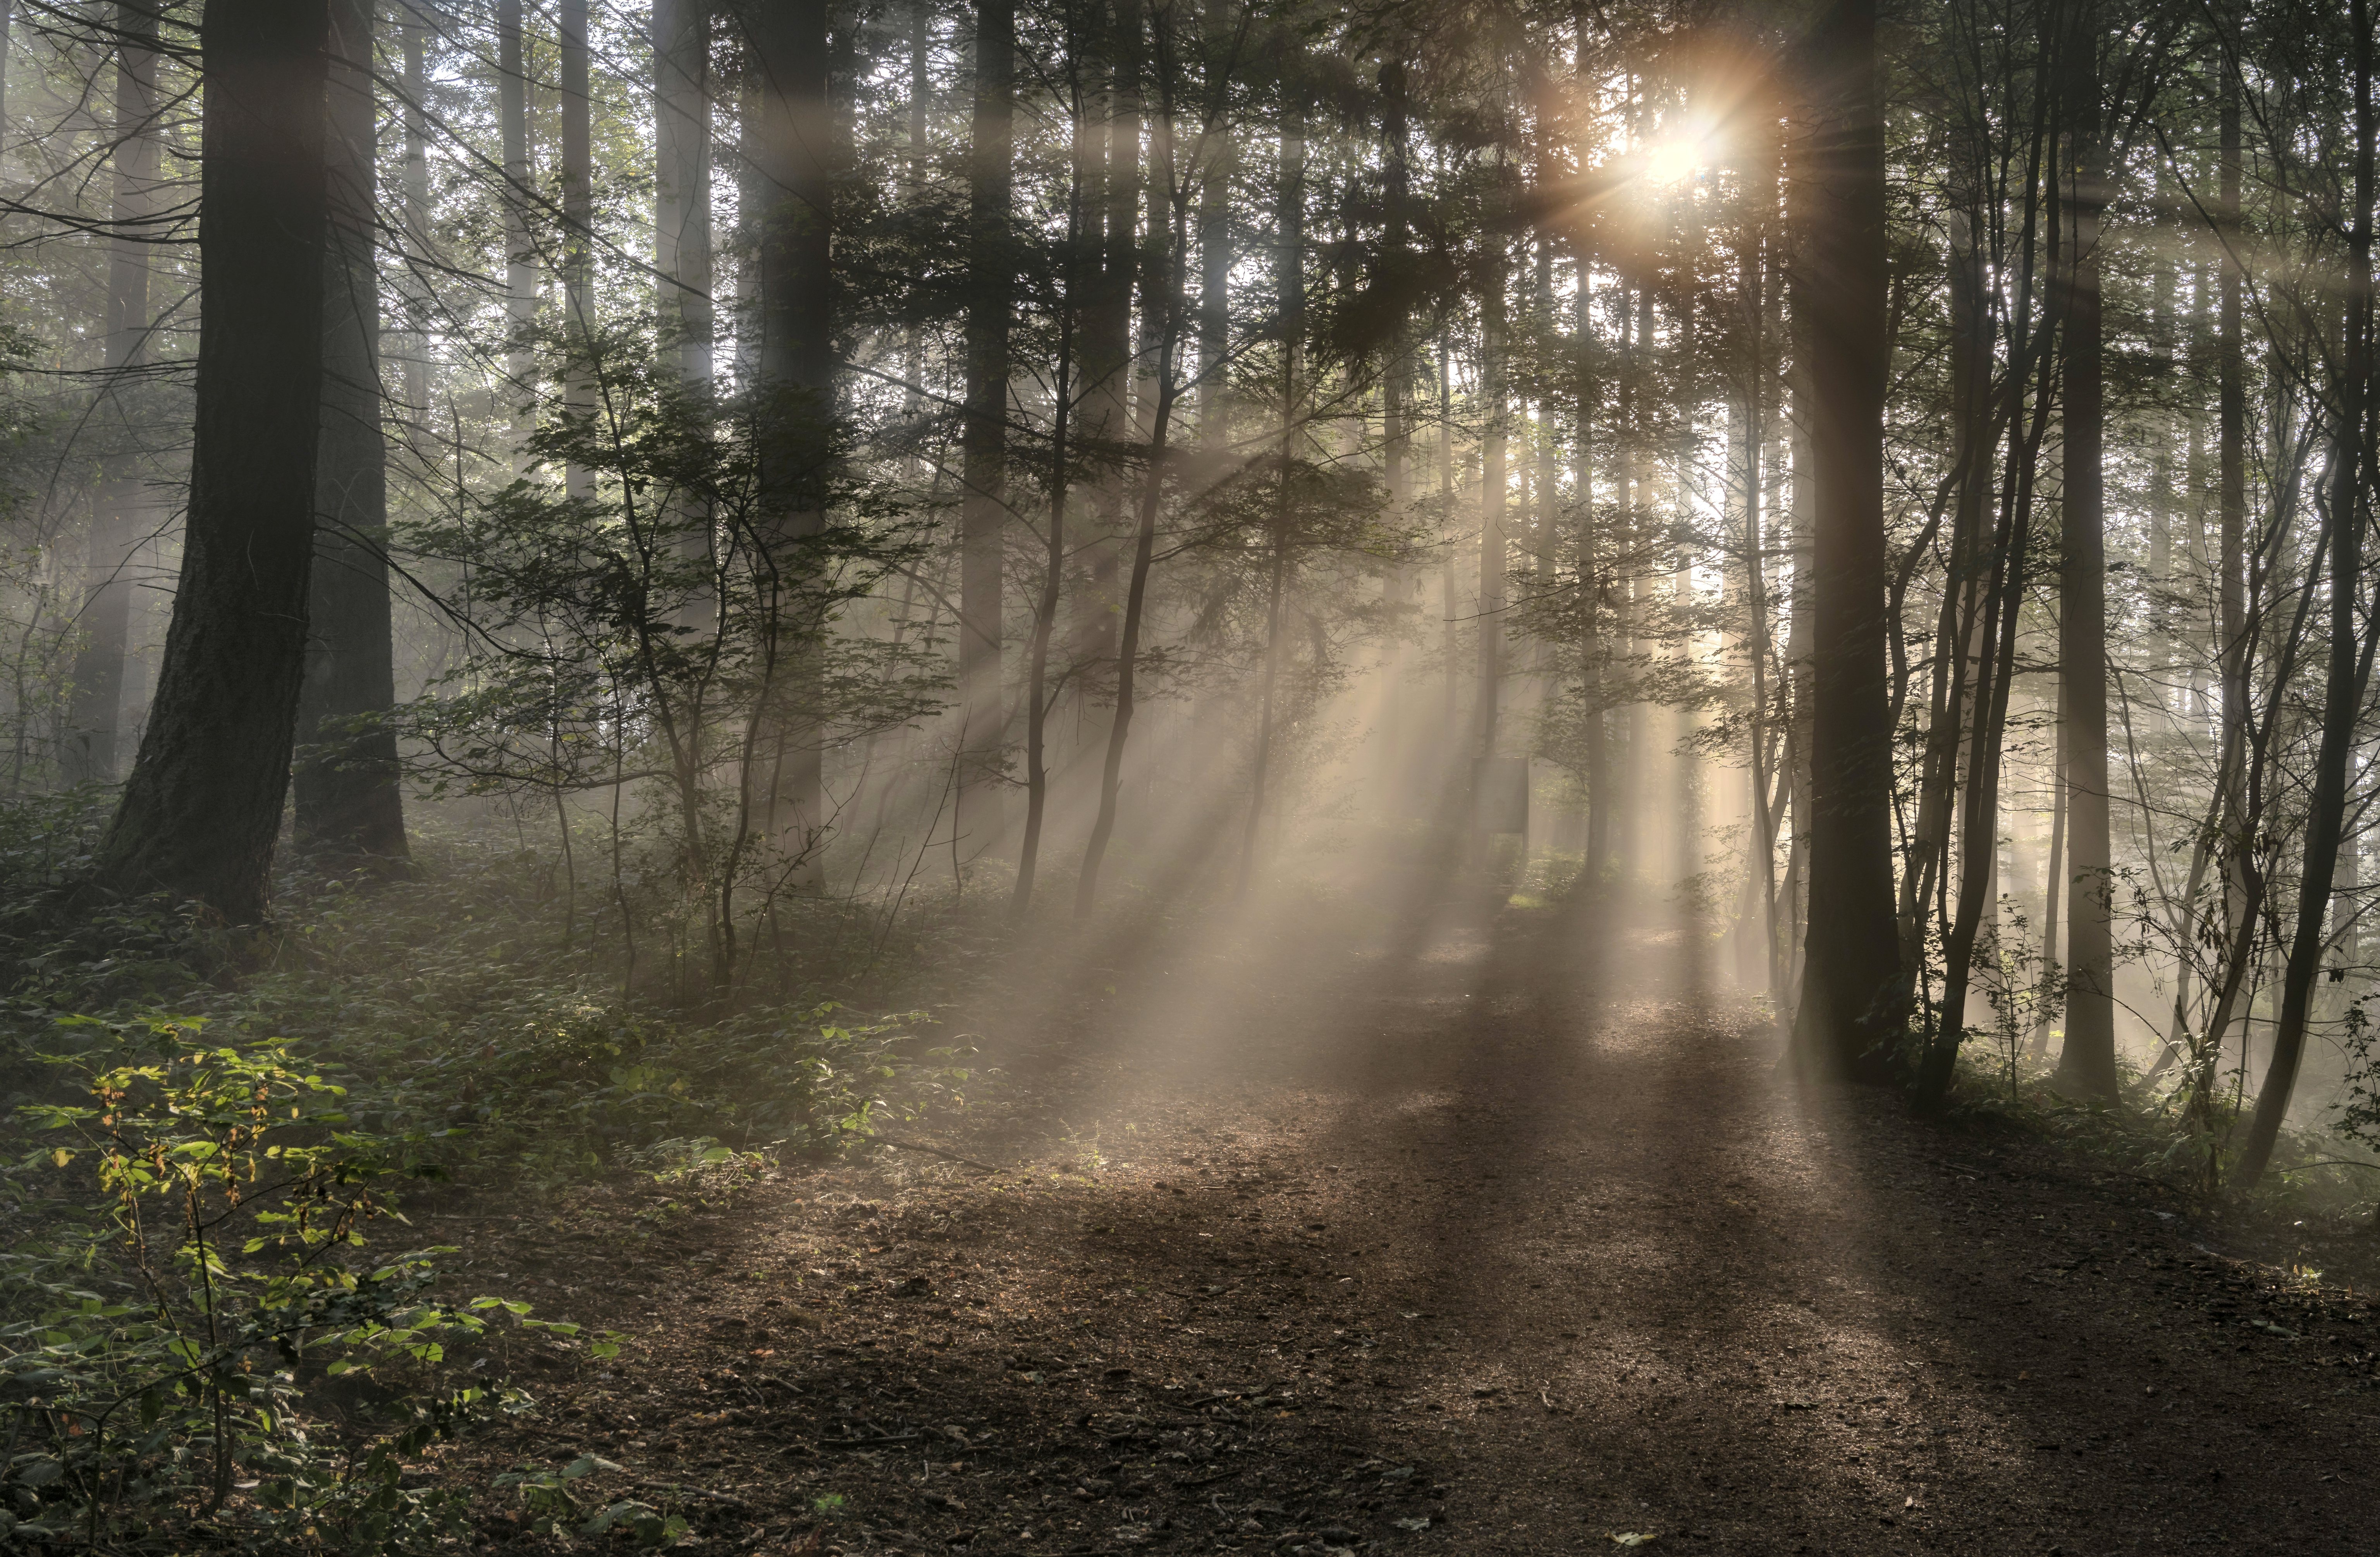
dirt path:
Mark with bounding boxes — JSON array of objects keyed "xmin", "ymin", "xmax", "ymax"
[{"xmin": 455, "ymin": 893, "xmax": 2380, "ymax": 1555}]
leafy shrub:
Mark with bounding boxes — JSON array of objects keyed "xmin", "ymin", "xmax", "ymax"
[{"xmin": 3, "ymin": 1012, "xmax": 615, "ymax": 1551}]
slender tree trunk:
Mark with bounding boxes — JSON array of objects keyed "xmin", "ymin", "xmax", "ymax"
[
  {"xmin": 559, "ymin": 0, "xmax": 593, "ymax": 497},
  {"xmin": 750, "ymin": 0, "xmax": 835, "ymax": 885},
  {"xmin": 1196, "ymin": 0, "xmax": 1233, "ymax": 447},
  {"xmin": 1478, "ymin": 230, "xmax": 1505, "ymax": 770},
  {"xmin": 1580, "ymin": 268, "xmax": 1609, "ymax": 883},
  {"xmin": 958, "ymin": 0, "xmax": 1015, "ymax": 867},
  {"xmin": 1786, "ymin": 0, "xmax": 1902, "ymax": 1076},
  {"xmin": 1235, "ymin": 73, "xmax": 1301, "ymax": 898},
  {"xmin": 62, "ymin": 1, "xmax": 159, "ymax": 786},
  {"xmin": 499, "ymin": 0, "xmax": 535, "ymax": 469},
  {"xmin": 294, "ymin": 0, "xmax": 408, "ymax": 868},
  {"xmin": 2054, "ymin": 13, "xmax": 2119, "ymax": 1100},
  {"xmin": 2233, "ymin": 2, "xmax": 2375, "ymax": 1187},
  {"xmin": 96, "ymin": 0, "xmax": 332, "ymax": 921},
  {"xmin": 2029, "ymin": 693, "xmax": 2066, "ymax": 1056},
  {"xmin": 400, "ymin": 7, "xmax": 428, "ymax": 418},
  {"xmin": 1077, "ymin": 73, "xmax": 1188, "ymax": 915}
]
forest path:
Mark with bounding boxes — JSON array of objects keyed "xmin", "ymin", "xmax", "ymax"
[{"xmin": 468, "ymin": 889, "xmax": 2380, "ymax": 1555}]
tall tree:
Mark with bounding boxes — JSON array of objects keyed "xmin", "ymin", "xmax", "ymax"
[
  {"xmin": 2053, "ymin": 9, "xmax": 2119, "ymax": 1101},
  {"xmin": 499, "ymin": 0, "xmax": 535, "ymax": 467},
  {"xmin": 655, "ymin": 0, "xmax": 714, "ymax": 387},
  {"xmin": 292, "ymin": 0, "xmax": 408, "ymax": 867},
  {"xmin": 958, "ymin": 0, "xmax": 1015, "ymax": 866},
  {"xmin": 95, "ymin": 0, "xmax": 332, "ymax": 921},
  {"xmin": 61, "ymin": 0, "xmax": 160, "ymax": 786},
  {"xmin": 559, "ymin": 0, "xmax": 593, "ymax": 498},
  {"xmin": 748, "ymin": 0, "xmax": 836, "ymax": 882},
  {"xmin": 1786, "ymin": 0, "xmax": 1902, "ymax": 1076},
  {"xmin": 2234, "ymin": 0, "xmax": 2376, "ymax": 1186}
]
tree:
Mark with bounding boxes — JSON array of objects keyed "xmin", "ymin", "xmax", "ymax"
[
  {"xmin": 1787, "ymin": 0, "xmax": 1902, "ymax": 1077},
  {"xmin": 293, "ymin": 0, "xmax": 408, "ymax": 868},
  {"xmin": 96, "ymin": 0, "xmax": 332, "ymax": 921},
  {"xmin": 958, "ymin": 0, "xmax": 1015, "ymax": 868},
  {"xmin": 2053, "ymin": 4, "xmax": 2120, "ymax": 1102}
]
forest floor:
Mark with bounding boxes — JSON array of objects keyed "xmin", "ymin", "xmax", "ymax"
[{"xmin": 426, "ymin": 878, "xmax": 2380, "ymax": 1556}]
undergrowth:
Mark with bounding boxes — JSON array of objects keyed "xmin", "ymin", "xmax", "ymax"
[{"xmin": 0, "ymin": 797, "xmax": 986, "ymax": 1552}]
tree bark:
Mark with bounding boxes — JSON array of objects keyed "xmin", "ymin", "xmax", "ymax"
[
  {"xmin": 655, "ymin": 0, "xmax": 713, "ymax": 387},
  {"xmin": 499, "ymin": 0, "xmax": 535, "ymax": 468},
  {"xmin": 1785, "ymin": 0, "xmax": 1902, "ymax": 1077},
  {"xmin": 96, "ymin": 0, "xmax": 332, "ymax": 921},
  {"xmin": 2053, "ymin": 12, "xmax": 2119, "ymax": 1101},
  {"xmin": 749, "ymin": 0, "xmax": 836, "ymax": 886},
  {"xmin": 559, "ymin": 0, "xmax": 593, "ymax": 497},
  {"xmin": 62, "ymin": 1, "xmax": 160, "ymax": 787},
  {"xmin": 958, "ymin": 0, "xmax": 1015, "ymax": 866},
  {"xmin": 293, "ymin": 0, "xmax": 408, "ymax": 868}
]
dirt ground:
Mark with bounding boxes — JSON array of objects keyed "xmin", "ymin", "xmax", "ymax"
[{"xmin": 432, "ymin": 887, "xmax": 2380, "ymax": 1556}]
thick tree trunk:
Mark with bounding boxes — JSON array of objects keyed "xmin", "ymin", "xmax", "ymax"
[
  {"xmin": 2053, "ymin": 17, "xmax": 2119, "ymax": 1101},
  {"xmin": 96, "ymin": 0, "xmax": 332, "ymax": 921},
  {"xmin": 293, "ymin": 0, "xmax": 408, "ymax": 868},
  {"xmin": 750, "ymin": 0, "xmax": 836, "ymax": 886},
  {"xmin": 655, "ymin": 0, "xmax": 713, "ymax": 387},
  {"xmin": 958, "ymin": 0, "xmax": 1015, "ymax": 866},
  {"xmin": 62, "ymin": 1, "xmax": 159, "ymax": 787},
  {"xmin": 2233, "ymin": 2, "xmax": 2375, "ymax": 1188},
  {"xmin": 1785, "ymin": 0, "xmax": 1901, "ymax": 1077}
]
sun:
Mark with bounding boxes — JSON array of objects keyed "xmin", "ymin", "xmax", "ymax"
[{"xmin": 1643, "ymin": 135, "xmax": 1705, "ymax": 187}]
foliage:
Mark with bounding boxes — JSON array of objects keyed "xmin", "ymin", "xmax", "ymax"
[{"xmin": 2, "ymin": 1011, "xmax": 616, "ymax": 1551}]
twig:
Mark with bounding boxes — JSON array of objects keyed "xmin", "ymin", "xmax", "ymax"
[{"xmin": 838, "ymin": 1128, "xmax": 1001, "ymax": 1174}]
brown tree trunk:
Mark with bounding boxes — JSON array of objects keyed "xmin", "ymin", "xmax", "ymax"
[
  {"xmin": 294, "ymin": 0, "xmax": 408, "ymax": 868},
  {"xmin": 750, "ymin": 0, "xmax": 836, "ymax": 886},
  {"xmin": 97, "ymin": 0, "xmax": 332, "ymax": 921},
  {"xmin": 2053, "ymin": 13, "xmax": 2119, "ymax": 1101},
  {"xmin": 958, "ymin": 0, "xmax": 1015, "ymax": 867},
  {"xmin": 1785, "ymin": 0, "xmax": 1902, "ymax": 1077}
]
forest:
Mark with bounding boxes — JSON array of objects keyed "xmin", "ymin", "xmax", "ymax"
[{"xmin": 4, "ymin": 0, "xmax": 2380, "ymax": 1549}]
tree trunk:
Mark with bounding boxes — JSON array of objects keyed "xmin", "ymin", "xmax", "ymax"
[
  {"xmin": 400, "ymin": 6, "xmax": 428, "ymax": 417},
  {"xmin": 96, "ymin": 0, "xmax": 332, "ymax": 921},
  {"xmin": 958, "ymin": 0, "xmax": 1015, "ymax": 867},
  {"xmin": 1785, "ymin": 0, "xmax": 1901, "ymax": 1077},
  {"xmin": 655, "ymin": 0, "xmax": 714, "ymax": 386},
  {"xmin": 293, "ymin": 0, "xmax": 408, "ymax": 868},
  {"xmin": 499, "ymin": 0, "xmax": 535, "ymax": 468},
  {"xmin": 62, "ymin": 0, "xmax": 159, "ymax": 787},
  {"xmin": 560, "ymin": 0, "xmax": 594, "ymax": 497},
  {"xmin": 750, "ymin": 0, "xmax": 836, "ymax": 886},
  {"xmin": 1077, "ymin": 69, "xmax": 1188, "ymax": 916},
  {"xmin": 2233, "ymin": 2, "xmax": 2375, "ymax": 1188},
  {"xmin": 1196, "ymin": 0, "xmax": 1233, "ymax": 447},
  {"xmin": 2053, "ymin": 13, "xmax": 2119, "ymax": 1102},
  {"xmin": 1235, "ymin": 74, "xmax": 1301, "ymax": 899}
]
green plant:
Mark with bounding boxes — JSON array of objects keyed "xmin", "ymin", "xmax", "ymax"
[
  {"xmin": 3, "ymin": 1011, "xmax": 614, "ymax": 1551},
  {"xmin": 491, "ymin": 1454, "xmax": 689, "ymax": 1548}
]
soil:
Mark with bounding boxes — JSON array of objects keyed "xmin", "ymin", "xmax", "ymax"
[{"xmin": 428, "ymin": 888, "xmax": 2380, "ymax": 1556}]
